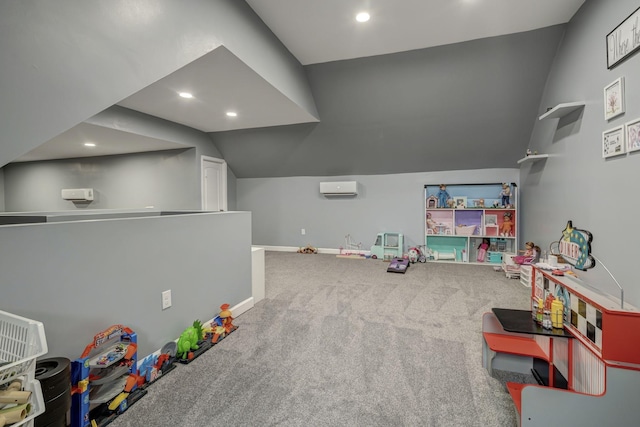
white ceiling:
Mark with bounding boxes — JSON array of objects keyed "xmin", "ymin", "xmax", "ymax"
[{"xmin": 15, "ymin": 0, "xmax": 585, "ymax": 163}]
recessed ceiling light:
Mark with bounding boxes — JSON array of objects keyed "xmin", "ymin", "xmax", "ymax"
[
  {"xmin": 178, "ymin": 92, "xmax": 193, "ymax": 99},
  {"xmin": 226, "ymin": 111, "xmax": 238, "ymax": 117},
  {"xmin": 356, "ymin": 12, "xmax": 370, "ymax": 22},
  {"xmin": 84, "ymin": 142, "xmax": 96, "ymax": 147}
]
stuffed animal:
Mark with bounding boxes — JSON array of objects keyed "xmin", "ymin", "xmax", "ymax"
[{"xmin": 298, "ymin": 245, "xmax": 318, "ymax": 254}]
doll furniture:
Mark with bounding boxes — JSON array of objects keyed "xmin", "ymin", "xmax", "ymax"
[
  {"xmin": 424, "ymin": 183, "xmax": 518, "ymax": 265},
  {"xmin": 432, "ymin": 248, "xmax": 456, "ymax": 261}
]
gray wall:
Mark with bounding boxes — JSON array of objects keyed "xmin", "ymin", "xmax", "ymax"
[
  {"xmin": 0, "ymin": 211, "xmax": 252, "ymax": 359},
  {"xmin": 0, "ymin": 0, "xmax": 316, "ymax": 167},
  {"xmin": 239, "ymin": 168, "xmax": 519, "ymax": 250},
  {"xmin": 2, "ymin": 106, "xmax": 234, "ymax": 212},
  {"xmin": 227, "ymin": 168, "xmax": 238, "ymax": 211},
  {"xmin": 213, "ymin": 25, "xmax": 565, "ymax": 178},
  {"xmin": 4, "ymin": 150, "xmax": 195, "ymax": 211},
  {"xmin": 0, "ymin": 169, "xmax": 4, "ymax": 211},
  {"xmin": 522, "ymin": 0, "xmax": 640, "ymax": 307}
]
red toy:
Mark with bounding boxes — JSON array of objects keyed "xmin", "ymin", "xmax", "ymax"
[{"xmin": 211, "ymin": 304, "xmax": 238, "ymax": 344}]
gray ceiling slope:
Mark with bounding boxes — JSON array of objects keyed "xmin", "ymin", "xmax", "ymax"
[
  {"xmin": 13, "ymin": 123, "xmax": 189, "ymax": 163},
  {"xmin": 212, "ymin": 25, "xmax": 566, "ymax": 178},
  {"xmin": 246, "ymin": 0, "xmax": 585, "ymax": 65}
]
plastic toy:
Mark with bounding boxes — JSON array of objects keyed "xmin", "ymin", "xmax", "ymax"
[
  {"xmin": 436, "ymin": 184, "xmax": 451, "ymax": 208},
  {"xmin": 136, "ymin": 344, "xmax": 176, "ymax": 386},
  {"xmin": 432, "ymin": 248, "xmax": 456, "ymax": 261},
  {"xmin": 0, "ymin": 403, "xmax": 31, "ymax": 425},
  {"xmin": 211, "ymin": 304, "xmax": 238, "ymax": 344},
  {"xmin": 513, "ymin": 241, "xmax": 538, "ymax": 264},
  {"xmin": 387, "ymin": 257, "xmax": 409, "ymax": 273},
  {"xmin": 426, "ymin": 213, "xmax": 438, "ymax": 234},
  {"xmin": 500, "ymin": 212, "xmax": 514, "ymax": 236},
  {"xmin": 407, "ymin": 246, "xmax": 427, "ymax": 263},
  {"xmin": 71, "ymin": 325, "xmax": 146, "ymax": 427},
  {"xmin": 370, "ymin": 232, "xmax": 404, "ymax": 260},
  {"xmin": 177, "ymin": 321, "xmax": 202, "ymax": 360},
  {"xmin": 499, "ymin": 183, "xmax": 511, "ymax": 207},
  {"xmin": 477, "ymin": 238, "xmax": 490, "ymax": 262}
]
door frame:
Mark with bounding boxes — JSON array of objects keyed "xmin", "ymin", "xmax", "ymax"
[{"xmin": 201, "ymin": 155, "xmax": 228, "ymax": 211}]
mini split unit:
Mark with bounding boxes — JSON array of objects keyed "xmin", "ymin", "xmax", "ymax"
[
  {"xmin": 61, "ymin": 188, "xmax": 94, "ymax": 201},
  {"xmin": 319, "ymin": 181, "xmax": 358, "ymax": 196}
]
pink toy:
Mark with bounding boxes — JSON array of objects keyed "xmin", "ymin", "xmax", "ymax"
[{"xmin": 477, "ymin": 238, "xmax": 490, "ymax": 262}]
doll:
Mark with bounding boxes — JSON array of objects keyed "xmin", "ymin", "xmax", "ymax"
[
  {"xmin": 500, "ymin": 212, "xmax": 514, "ymax": 236},
  {"xmin": 513, "ymin": 242, "xmax": 538, "ymax": 264},
  {"xmin": 499, "ymin": 183, "xmax": 511, "ymax": 207},
  {"xmin": 476, "ymin": 238, "xmax": 490, "ymax": 262},
  {"xmin": 436, "ymin": 184, "xmax": 451, "ymax": 208},
  {"xmin": 426, "ymin": 213, "xmax": 438, "ymax": 234}
]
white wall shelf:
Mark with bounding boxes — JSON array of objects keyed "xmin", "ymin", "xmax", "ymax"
[
  {"xmin": 538, "ymin": 102, "xmax": 585, "ymax": 120},
  {"xmin": 517, "ymin": 154, "xmax": 549, "ymax": 165}
]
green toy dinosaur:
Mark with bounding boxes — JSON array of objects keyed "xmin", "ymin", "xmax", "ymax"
[{"xmin": 176, "ymin": 320, "xmax": 202, "ymax": 359}]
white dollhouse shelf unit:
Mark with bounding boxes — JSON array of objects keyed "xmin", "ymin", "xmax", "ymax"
[
  {"xmin": 538, "ymin": 102, "xmax": 585, "ymax": 120},
  {"xmin": 517, "ymin": 154, "xmax": 549, "ymax": 165}
]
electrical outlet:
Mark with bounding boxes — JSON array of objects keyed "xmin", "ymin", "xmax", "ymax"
[
  {"xmin": 162, "ymin": 290, "xmax": 172, "ymax": 310},
  {"xmin": 301, "ymin": 228, "xmax": 306, "ymax": 235}
]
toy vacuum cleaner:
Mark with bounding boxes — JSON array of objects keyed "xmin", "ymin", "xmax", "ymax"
[{"xmin": 387, "ymin": 257, "xmax": 410, "ymax": 273}]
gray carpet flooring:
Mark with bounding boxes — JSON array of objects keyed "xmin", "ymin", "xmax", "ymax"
[{"xmin": 109, "ymin": 252, "xmax": 533, "ymax": 427}]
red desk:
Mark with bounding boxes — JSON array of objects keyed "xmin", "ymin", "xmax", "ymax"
[{"xmin": 492, "ymin": 308, "xmax": 573, "ymax": 388}]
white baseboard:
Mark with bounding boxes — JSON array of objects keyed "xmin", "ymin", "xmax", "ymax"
[
  {"xmin": 231, "ymin": 297, "xmax": 254, "ymax": 317},
  {"xmin": 256, "ymin": 245, "xmax": 366, "ymax": 255},
  {"xmin": 137, "ymin": 298, "xmax": 254, "ymax": 370}
]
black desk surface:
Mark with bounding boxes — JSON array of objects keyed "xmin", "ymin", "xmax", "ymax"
[{"xmin": 492, "ymin": 308, "xmax": 574, "ymax": 338}]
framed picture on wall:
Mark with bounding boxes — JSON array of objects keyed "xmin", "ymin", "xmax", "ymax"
[
  {"xmin": 604, "ymin": 77, "xmax": 625, "ymax": 120},
  {"xmin": 606, "ymin": 6, "xmax": 640, "ymax": 69},
  {"xmin": 626, "ymin": 117, "xmax": 640, "ymax": 153},
  {"xmin": 602, "ymin": 126, "xmax": 625, "ymax": 158}
]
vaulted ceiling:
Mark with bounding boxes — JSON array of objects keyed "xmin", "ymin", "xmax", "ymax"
[{"xmin": 14, "ymin": 0, "xmax": 586, "ymax": 178}]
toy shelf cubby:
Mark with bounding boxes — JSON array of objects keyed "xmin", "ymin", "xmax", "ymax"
[{"xmin": 424, "ymin": 183, "xmax": 518, "ymax": 264}]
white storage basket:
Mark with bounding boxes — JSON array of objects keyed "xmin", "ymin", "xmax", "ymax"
[
  {"xmin": 0, "ymin": 310, "xmax": 48, "ymax": 384},
  {"xmin": 0, "ymin": 309, "xmax": 48, "ymax": 427}
]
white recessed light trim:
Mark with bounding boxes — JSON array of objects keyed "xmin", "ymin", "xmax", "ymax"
[
  {"xmin": 356, "ymin": 12, "xmax": 370, "ymax": 22},
  {"xmin": 178, "ymin": 92, "xmax": 193, "ymax": 99},
  {"xmin": 226, "ymin": 111, "xmax": 238, "ymax": 117},
  {"xmin": 84, "ymin": 142, "xmax": 96, "ymax": 147}
]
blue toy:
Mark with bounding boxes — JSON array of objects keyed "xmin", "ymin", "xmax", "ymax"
[{"xmin": 436, "ymin": 184, "xmax": 451, "ymax": 208}]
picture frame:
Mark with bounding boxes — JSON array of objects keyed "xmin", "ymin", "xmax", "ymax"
[
  {"xmin": 626, "ymin": 117, "xmax": 640, "ymax": 153},
  {"xmin": 454, "ymin": 196, "xmax": 467, "ymax": 209},
  {"xmin": 602, "ymin": 126, "xmax": 625, "ymax": 158},
  {"xmin": 606, "ymin": 6, "xmax": 640, "ymax": 69},
  {"xmin": 484, "ymin": 214, "xmax": 497, "ymax": 226},
  {"xmin": 604, "ymin": 77, "xmax": 625, "ymax": 121}
]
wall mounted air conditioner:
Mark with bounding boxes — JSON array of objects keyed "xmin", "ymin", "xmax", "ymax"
[
  {"xmin": 319, "ymin": 181, "xmax": 358, "ymax": 196},
  {"xmin": 61, "ymin": 188, "xmax": 94, "ymax": 201}
]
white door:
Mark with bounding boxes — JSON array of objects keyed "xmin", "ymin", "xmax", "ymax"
[{"xmin": 201, "ymin": 156, "xmax": 227, "ymax": 211}]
